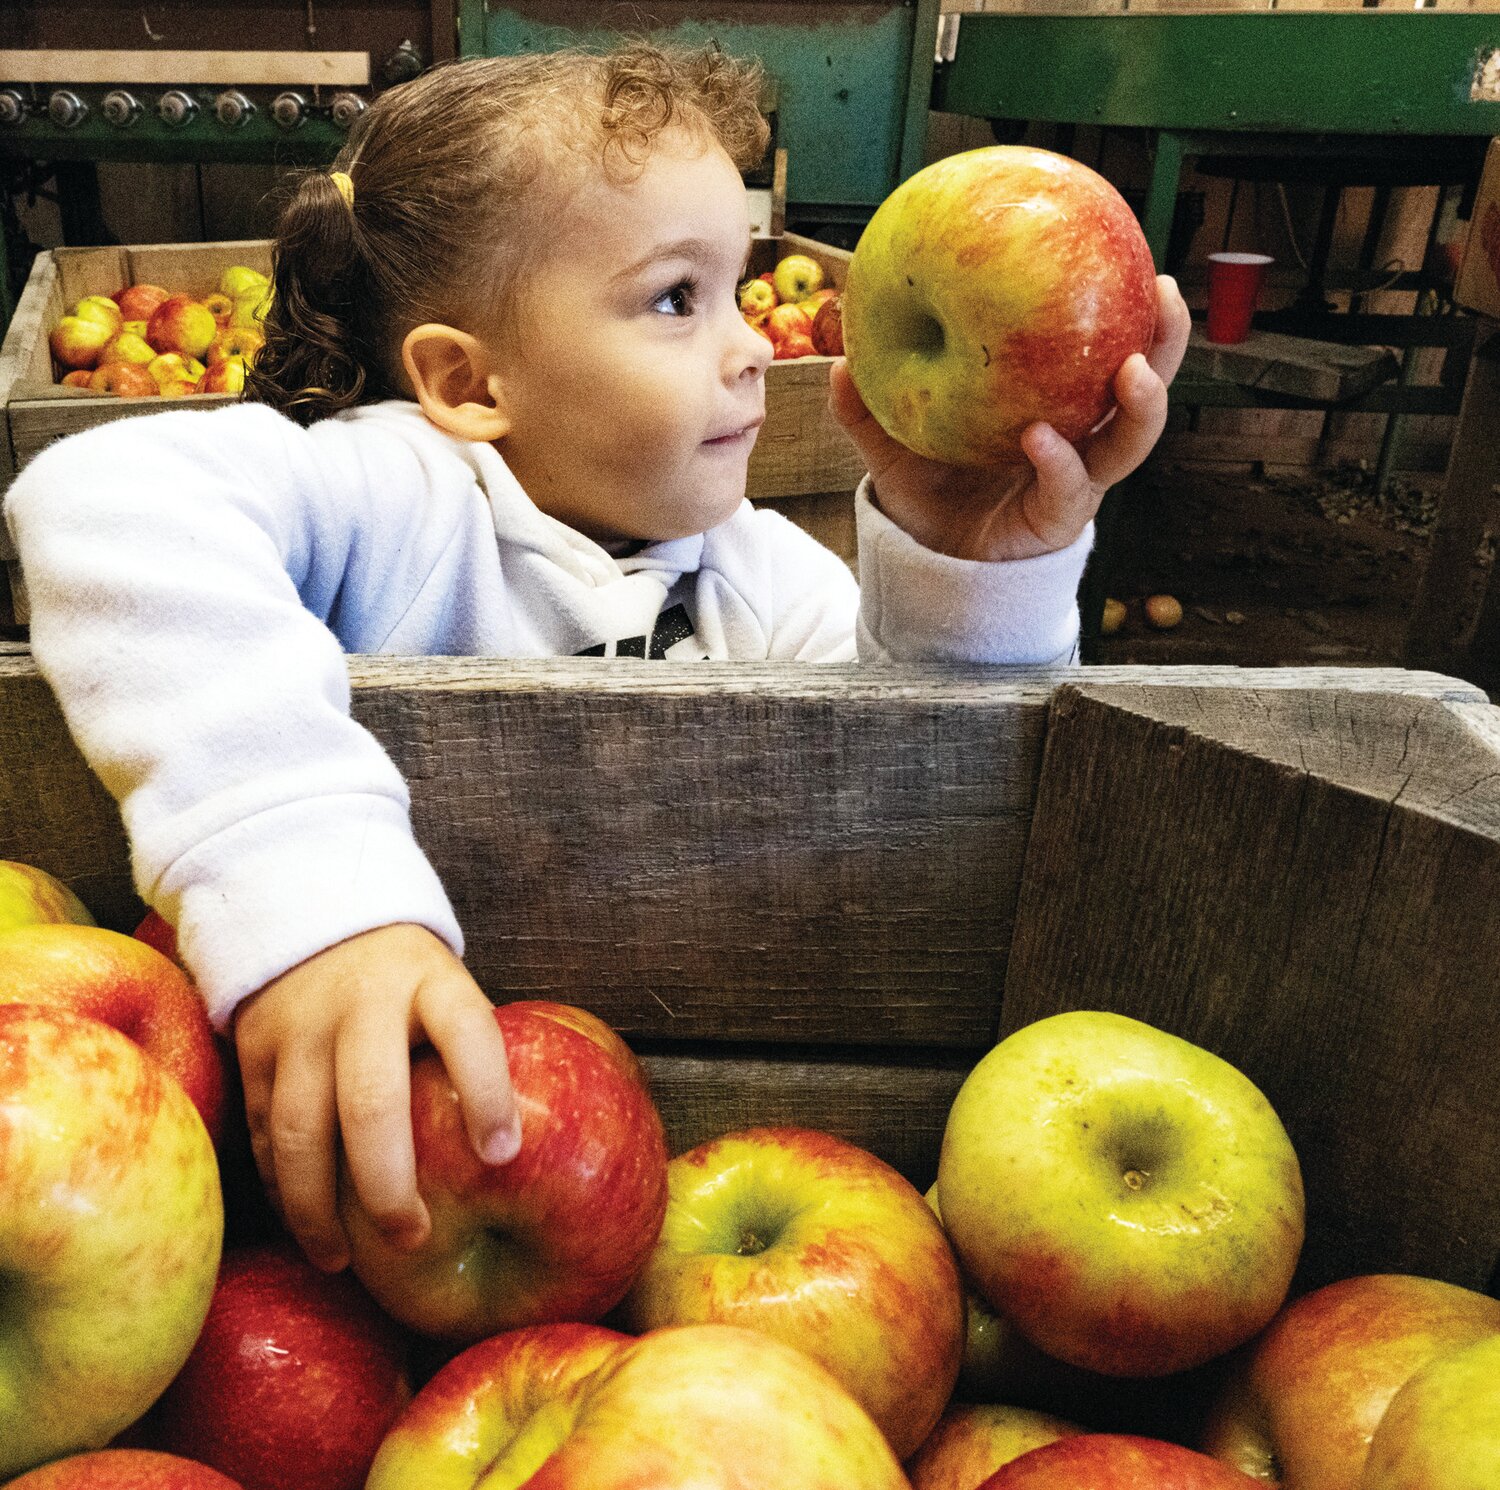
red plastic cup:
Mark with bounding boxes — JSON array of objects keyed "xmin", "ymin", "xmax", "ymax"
[{"xmin": 1206, "ymin": 252, "xmax": 1273, "ymax": 344}]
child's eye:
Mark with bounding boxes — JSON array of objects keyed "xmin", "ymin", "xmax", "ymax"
[{"xmin": 651, "ymin": 278, "xmax": 698, "ymax": 317}]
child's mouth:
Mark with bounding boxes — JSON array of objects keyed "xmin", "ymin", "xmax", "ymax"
[{"xmin": 703, "ymin": 419, "xmax": 763, "ymax": 448}]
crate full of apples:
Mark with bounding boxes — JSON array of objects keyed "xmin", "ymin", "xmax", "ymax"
[{"xmin": 2, "ymin": 853, "xmax": 1496, "ymax": 1490}]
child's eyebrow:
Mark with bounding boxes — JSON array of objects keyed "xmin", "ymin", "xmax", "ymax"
[{"xmin": 613, "ymin": 234, "xmax": 755, "ymax": 281}]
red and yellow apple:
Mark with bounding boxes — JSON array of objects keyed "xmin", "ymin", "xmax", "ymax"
[
  {"xmin": 0, "ymin": 858, "xmax": 94, "ymax": 931},
  {"xmin": 978, "ymin": 1434, "xmax": 1260, "ymax": 1489},
  {"xmin": 0, "ymin": 921, "xmax": 226, "ymax": 1143},
  {"xmin": 366, "ymin": 1322, "xmax": 632, "ymax": 1489},
  {"xmin": 74, "ymin": 294, "xmax": 125, "ymax": 332},
  {"xmin": 739, "ymin": 278, "xmax": 778, "ymax": 316},
  {"xmin": 937, "ymin": 1011, "xmax": 1304, "ymax": 1378},
  {"xmin": 203, "ymin": 291, "xmax": 236, "ymax": 326},
  {"xmin": 1201, "ymin": 1273, "xmax": 1500, "ymax": 1490},
  {"xmin": 3, "ymin": 1449, "xmax": 244, "ymax": 1490},
  {"xmin": 89, "ymin": 361, "xmax": 161, "ymax": 397},
  {"xmin": 49, "ymin": 314, "xmax": 116, "ymax": 371},
  {"xmin": 505, "ymin": 998, "xmax": 648, "ymax": 1090},
  {"xmin": 811, "ymin": 294, "xmax": 845, "ymax": 357},
  {"xmin": 147, "ymin": 295, "xmax": 219, "ymax": 360},
  {"xmin": 773, "ymin": 253, "xmax": 825, "ymax": 304},
  {"xmin": 196, "ymin": 358, "xmax": 248, "ymax": 396},
  {"xmin": 774, "ymin": 331, "xmax": 816, "ymax": 360},
  {"xmin": 622, "ymin": 1125, "xmax": 965, "ymax": 1459},
  {"xmin": 149, "ymin": 1243, "xmax": 412, "ymax": 1490},
  {"xmin": 341, "ymin": 1000, "xmax": 669, "ymax": 1342},
  {"xmin": 1360, "ymin": 1332, "xmax": 1500, "ymax": 1490},
  {"xmin": 60, "ymin": 369, "xmax": 94, "ymax": 387},
  {"xmin": 0, "ymin": 1004, "xmax": 223, "ymax": 1479},
  {"xmin": 842, "ymin": 145, "xmax": 1157, "ymax": 465},
  {"xmin": 134, "ymin": 907, "xmax": 184, "ymax": 965},
  {"xmin": 766, "ymin": 302, "xmax": 814, "ymax": 347},
  {"xmin": 147, "ymin": 351, "xmax": 207, "ymax": 390},
  {"xmin": 113, "ymin": 282, "xmax": 172, "ymax": 323},
  {"xmin": 206, "ymin": 326, "xmax": 265, "ymax": 368},
  {"xmin": 909, "ymin": 1404, "xmax": 1084, "ymax": 1490}
]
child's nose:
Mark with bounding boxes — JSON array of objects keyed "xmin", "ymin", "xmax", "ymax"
[{"xmin": 731, "ymin": 311, "xmax": 774, "ymax": 380}]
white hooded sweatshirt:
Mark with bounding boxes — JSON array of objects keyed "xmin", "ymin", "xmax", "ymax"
[{"xmin": 5, "ymin": 398, "xmax": 1091, "ymax": 1025}]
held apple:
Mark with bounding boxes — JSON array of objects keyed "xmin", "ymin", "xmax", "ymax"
[
  {"xmin": 135, "ymin": 907, "xmax": 184, "ymax": 965},
  {"xmin": 937, "ymin": 1011, "xmax": 1304, "ymax": 1378},
  {"xmin": 0, "ymin": 1005, "xmax": 223, "ymax": 1479},
  {"xmin": 1360, "ymin": 1334, "xmax": 1500, "ymax": 1490},
  {"xmin": 505, "ymin": 998, "xmax": 649, "ymax": 1090},
  {"xmin": 622, "ymin": 1125, "xmax": 965, "ymax": 1459},
  {"xmin": 366, "ymin": 1322, "xmax": 632, "ymax": 1489},
  {"xmin": 773, "ymin": 252, "xmax": 825, "ymax": 305},
  {"xmin": 2, "ymin": 1449, "xmax": 244, "ymax": 1489},
  {"xmin": 978, "ymin": 1434, "xmax": 1260, "ymax": 1489},
  {"xmin": 341, "ymin": 1000, "xmax": 669, "ymax": 1342},
  {"xmin": 1201, "ymin": 1273, "xmax": 1500, "ymax": 1490},
  {"xmin": 842, "ymin": 145, "xmax": 1157, "ymax": 465},
  {"xmin": 0, "ymin": 921, "xmax": 226, "ymax": 1143},
  {"xmin": 0, "ymin": 858, "xmax": 95, "ymax": 931},
  {"xmin": 149, "ymin": 1243, "xmax": 412, "ymax": 1490},
  {"xmin": 113, "ymin": 282, "xmax": 172, "ymax": 323},
  {"xmin": 908, "ymin": 1404, "xmax": 1084, "ymax": 1490},
  {"xmin": 89, "ymin": 361, "xmax": 161, "ymax": 397},
  {"xmin": 147, "ymin": 295, "xmax": 219, "ymax": 360}
]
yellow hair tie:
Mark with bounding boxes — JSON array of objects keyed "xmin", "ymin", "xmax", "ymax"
[{"xmin": 329, "ymin": 171, "xmax": 355, "ymax": 209}]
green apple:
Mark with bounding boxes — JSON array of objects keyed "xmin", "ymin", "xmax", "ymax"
[
  {"xmin": 938, "ymin": 1010, "xmax": 1304, "ymax": 1378},
  {"xmin": 739, "ymin": 278, "xmax": 778, "ymax": 316},
  {"xmin": 1361, "ymin": 1334, "xmax": 1500, "ymax": 1490},
  {"xmin": 0, "ymin": 1004, "xmax": 223, "ymax": 1478},
  {"xmin": 842, "ymin": 145, "xmax": 1157, "ymax": 466},
  {"xmin": 74, "ymin": 295, "xmax": 125, "ymax": 333},
  {"xmin": 772, "ymin": 253, "xmax": 824, "ymax": 305},
  {"xmin": 217, "ymin": 265, "xmax": 270, "ymax": 300},
  {"xmin": 0, "ymin": 859, "xmax": 94, "ymax": 931}
]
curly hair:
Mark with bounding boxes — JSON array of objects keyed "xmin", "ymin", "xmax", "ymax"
[{"xmin": 246, "ymin": 42, "xmax": 770, "ymax": 426}]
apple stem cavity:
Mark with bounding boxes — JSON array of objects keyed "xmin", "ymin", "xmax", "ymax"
[
  {"xmin": 1123, "ymin": 1169, "xmax": 1149, "ymax": 1191},
  {"xmin": 736, "ymin": 1227, "xmax": 771, "ymax": 1257}
]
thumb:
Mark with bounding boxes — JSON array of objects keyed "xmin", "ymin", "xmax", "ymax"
[{"xmin": 828, "ymin": 358, "xmax": 905, "ymax": 481}]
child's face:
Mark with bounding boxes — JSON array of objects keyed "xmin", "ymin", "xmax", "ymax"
[{"xmin": 489, "ymin": 128, "xmax": 774, "ymax": 545}]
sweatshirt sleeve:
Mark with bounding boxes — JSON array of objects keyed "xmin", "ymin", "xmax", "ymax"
[
  {"xmin": 3, "ymin": 402, "xmax": 464, "ymax": 1029},
  {"xmin": 854, "ymin": 478, "xmax": 1092, "ymax": 665}
]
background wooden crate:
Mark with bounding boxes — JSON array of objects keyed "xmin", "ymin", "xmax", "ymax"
[{"xmin": 1, "ymin": 652, "xmax": 1496, "ymax": 1301}]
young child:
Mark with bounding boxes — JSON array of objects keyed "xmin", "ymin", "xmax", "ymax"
[{"xmin": 5, "ymin": 43, "xmax": 1190, "ymax": 1276}]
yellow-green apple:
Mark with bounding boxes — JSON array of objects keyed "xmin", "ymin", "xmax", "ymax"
[
  {"xmin": 745, "ymin": 309, "xmax": 773, "ymax": 343},
  {"xmin": 229, "ymin": 290, "xmax": 272, "ymax": 329},
  {"xmin": 366, "ymin": 1322, "xmax": 632, "ymax": 1489},
  {"xmin": 978, "ymin": 1434, "xmax": 1260, "ymax": 1489},
  {"xmin": 0, "ymin": 922, "xmax": 226, "ymax": 1143},
  {"xmin": 937, "ymin": 1010, "xmax": 1303, "ymax": 1378},
  {"xmin": 159, "ymin": 379, "xmax": 198, "ymax": 399},
  {"xmin": 148, "ymin": 1242, "xmax": 412, "ymax": 1490},
  {"xmin": 147, "ymin": 295, "xmax": 218, "ymax": 360},
  {"xmin": 75, "ymin": 294, "xmax": 125, "ymax": 332},
  {"xmin": 0, "ymin": 859, "xmax": 94, "ymax": 931},
  {"xmin": 739, "ymin": 277, "xmax": 778, "ymax": 316},
  {"xmin": 100, "ymin": 328, "xmax": 158, "ymax": 367},
  {"xmin": 1360, "ymin": 1333, "xmax": 1500, "ymax": 1490},
  {"xmin": 811, "ymin": 294, "xmax": 845, "ymax": 356},
  {"xmin": 1201, "ymin": 1274, "xmax": 1500, "ymax": 1490},
  {"xmin": 112, "ymin": 282, "xmax": 171, "ymax": 323},
  {"xmin": 49, "ymin": 313, "xmax": 116, "ymax": 371},
  {"xmin": 842, "ymin": 145, "xmax": 1157, "ymax": 465},
  {"xmin": 207, "ymin": 326, "xmax": 265, "ymax": 368},
  {"xmin": 218, "ymin": 265, "xmax": 270, "ymax": 300},
  {"xmin": 908, "ymin": 1404, "xmax": 1084, "ymax": 1490},
  {"xmin": 621, "ymin": 1125, "xmax": 964, "ymax": 1459},
  {"xmin": 0, "ymin": 1004, "xmax": 223, "ymax": 1478},
  {"xmin": 196, "ymin": 358, "xmax": 248, "ymax": 396},
  {"xmin": 2, "ymin": 1449, "xmax": 244, "ymax": 1489},
  {"xmin": 203, "ymin": 291, "xmax": 236, "ymax": 326},
  {"xmin": 147, "ymin": 351, "xmax": 207, "ymax": 389},
  {"xmin": 89, "ymin": 361, "xmax": 161, "ymax": 397},
  {"xmin": 341, "ymin": 1000, "xmax": 669, "ymax": 1342},
  {"xmin": 773, "ymin": 252, "xmax": 825, "ymax": 304},
  {"xmin": 799, "ymin": 287, "xmax": 839, "ymax": 319},
  {"xmin": 380, "ymin": 1322, "xmax": 910, "ymax": 1489}
]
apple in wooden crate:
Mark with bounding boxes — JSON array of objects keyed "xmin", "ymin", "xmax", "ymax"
[
  {"xmin": 147, "ymin": 295, "xmax": 219, "ymax": 361},
  {"xmin": 977, "ymin": 1435, "xmax": 1259, "ymax": 1489},
  {"xmin": 113, "ymin": 282, "xmax": 171, "ymax": 323},
  {"xmin": 0, "ymin": 858, "xmax": 95, "ymax": 931},
  {"xmin": 909, "ymin": 1404, "xmax": 1084, "ymax": 1490},
  {"xmin": 89, "ymin": 361, "xmax": 161, "ymax": 398},
  {"xmin": 843, "ymin": 145, "xmax": 1157, "ymax": 464},
  {"xmin": 3, "ymin": 1450, "xmax": 244, "ymax": 1490}
]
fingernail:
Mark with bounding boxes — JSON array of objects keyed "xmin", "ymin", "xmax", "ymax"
[
  {"xmin": 385, "ymin": 1209, "xmax": 430, "ymax": 1253},
  {"xmin": 480, "ymin": 1117, "xmax": 523, "ymax": 1166}
]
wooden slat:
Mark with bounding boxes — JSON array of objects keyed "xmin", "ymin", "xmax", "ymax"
[
  {"xmin": 1181, "ymin": 326, "xmax": 1399, "ymax": 404},
  {"xmin": 0, "ymin": 49, "xmax": 370, "ymax": 87},
  {"xmin": 1003, "ymin": 682, "xmax": 1500, "ymax": 1294}
]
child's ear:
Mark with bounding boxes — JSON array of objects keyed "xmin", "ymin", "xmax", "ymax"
[{"xmin": 401, "ymin": 324, "xmax": 511, "ymax": 442}]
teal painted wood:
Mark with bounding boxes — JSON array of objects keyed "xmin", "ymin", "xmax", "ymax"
[
  {"xmin": 460, "ymin": 0, "xmax": 938, "ymax": 210},
  {"xmin": 933, "ymin": 13, "xmax": 1500, "ymax": 137}
]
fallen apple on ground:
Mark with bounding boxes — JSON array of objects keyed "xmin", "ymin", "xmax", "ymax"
[
  {"xmin": 938, "ymin": 1010, "xmax": 1304, "ymax": 1378},
  {"xmin": 843, "ymin": 145, "xmax": 1157, "ymax": 465}
]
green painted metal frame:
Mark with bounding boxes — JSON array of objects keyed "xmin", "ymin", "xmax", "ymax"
[{"xmin": 456, "ymin": 0, "xmax": 941, "ymax": 212}]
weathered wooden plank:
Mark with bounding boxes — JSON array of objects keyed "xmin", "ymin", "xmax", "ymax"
[
  {"xmin": 1181, "ymin": 325, "xmax": 1399, "ymax": 403},
  {"xmin": 1003, "ymin": 682, "xmax": 1500, "ymax": 1294}
]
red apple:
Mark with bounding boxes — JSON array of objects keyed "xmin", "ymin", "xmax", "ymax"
[
  {"xmin": 843, "ymin": 145, "xmax": 1157, "ymax": 465},
  {"xmin": 50, "ymin": 314, "xmax": 116, "ymax": 371},
  {"xmin": 134, "ymin": 906, "xmax": 184, "ymax": 965},
  {"xmin": 979, "ymin": 1434, "xmax": 1259, "ymax": 1489},
  {"xmin": 774, "ymin": 331, "xmax": 817, "ymax": 360},
  {"xmin": 0, "ymin": 858, "xmax": 94, "ymax": 931},
  {"xmin": 0, "ymin": 1005, "xmax": 223, "ymax": 1478},
  {"xmin": 196, "ymin": 358, "xmax": 248, "ymax": 396},
  {"xmin": 89, "ymin": 361, "xmax": 161, "ymax": 398},
  {"xmin": 3, "ymin": 1449, "xmax": 243, "ymax": 1489},
  {"xmin": 622, "ymin": 1125, "xmax": 965, "ymax": 1460},
  {"xmin": 341, "ymin": 1000, "xmax": 669, "ymax": 1341},
  {"xmin": 0, "ymin": 922, "xmax": 226, "ymax": 1144},
  {"xmin": 1201, "ymin": 1274, "xmax": 1500, "ymax": 1490},
  {"xmin": 367, "ymin": 1322, "xmax": 631, "ymax": 1487},
  {"xmin": 113, "ymin": 283, "xmax": 172, "ymax": 323},
  {"xmin": 378, "ymin": 1322, "xmax": 910, "ymax": 1488},
  {"xmin": 206, "ymin": 326, "xmax": 265, "ymax": 368},
  {"xmin": 766, "ymin": 302, "xmax": 814, "ymax": 346},
  {"xmin": 148, "ymin": 1243, "xmax": 412, "ymax": 1490},
  {"xmin": 60, "ymin": 369, "xmax": 94, "ymax": 387},
  {"xmin": 147, "ymin": 295, "xmax": 219, "ymax": 360},
  {"xmin": 506, "ymin": 998, "xmax": 648, "ymax": 1090},
  {"xmin": 909, "ymin": 1404, "xmax": 1085, "ymax": 1490},
  {"xmin": 811, "ymin": 294, "xmax": 845, "ymax": 356}
]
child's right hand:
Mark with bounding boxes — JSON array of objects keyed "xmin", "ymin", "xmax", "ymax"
[{"xmin": 233, "ymin": 923, "xmax": 521, "ymax": 1272}]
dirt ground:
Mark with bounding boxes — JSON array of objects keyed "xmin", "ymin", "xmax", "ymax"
[{"xmin": 1088, "ymin": 457, "xmax": 1496, "ymax": 698}]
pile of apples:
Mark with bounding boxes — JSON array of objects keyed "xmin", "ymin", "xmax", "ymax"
[
  {"xmin": 740, "ymin": 252, "xmax": 845, "ymax": 360},
  {"xmin": 48, "ymin": 266, "xmax": 272, "ymax": 401},
  {"xmin": 2, "ymin": 854, "xmax": 1498, "ymax": 1490}
]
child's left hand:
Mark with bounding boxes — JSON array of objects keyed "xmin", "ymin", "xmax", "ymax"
[{"xmin": 829, "ymin": 274, "xmax": 1191, "ymax": 564}]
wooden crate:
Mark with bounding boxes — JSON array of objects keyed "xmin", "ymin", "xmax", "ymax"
[{"xmin": 2, "ymin": 651, "xmax": 1497, "ymax": 1302}]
